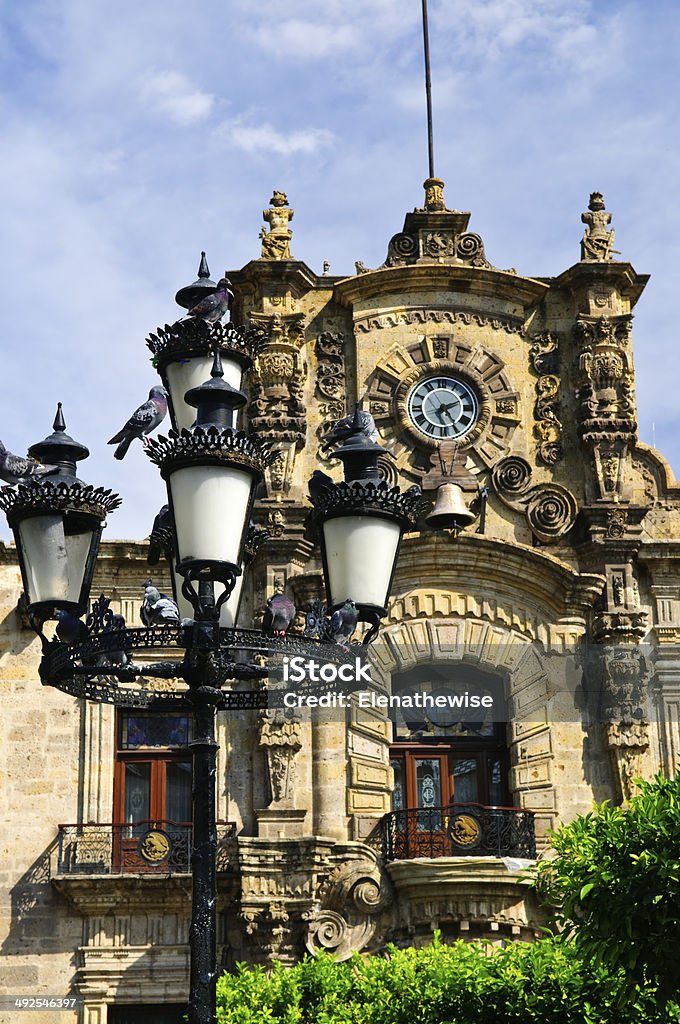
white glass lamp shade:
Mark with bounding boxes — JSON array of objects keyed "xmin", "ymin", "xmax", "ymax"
[
  {"xmin": 166, "ymin": 356, "xmax": 243, "ymax": 431},
  {"xmin": 322, "ymin": 514, "xmax": 402, "ymax": 611},
  {"xmin": 172, "ymin": 563, "xmax": 245, "ymax": 626},
  {"xmin": 169, "ymin": 464, "xmax": 254, "ymax": 571},
  {"xmin": 17, "ymin": 513, "xmax": 97, "ymax": 611}
]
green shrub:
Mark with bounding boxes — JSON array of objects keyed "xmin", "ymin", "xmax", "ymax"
[
  {"xmin": 216, "ymin": 934, "xmax": 679, "ymax": 1024},
  {"xmin": 534, "ymin": 771, "xmax": 680, "ymax": 1000}
]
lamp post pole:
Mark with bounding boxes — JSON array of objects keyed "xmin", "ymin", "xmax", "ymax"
[{"xmin": 2, "ymin": 271, "xmax": 424, "ymax": 1024}]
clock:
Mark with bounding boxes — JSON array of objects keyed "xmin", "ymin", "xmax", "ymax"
[{"xmin": 407, "ymin": 375, "xmax": 478, "ymax": 440}]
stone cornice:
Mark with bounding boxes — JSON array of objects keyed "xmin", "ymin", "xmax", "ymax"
[
  {"xmin": 393, "ymin": 532, "xmax": 604, "ymax": 622},
  {"xmin": 333, "ymin": 264, "xmax": 548, "ymax": 311},
  {"xmin": 230, "ymin": 259, "xmax": 327, "ymax": 297},
  {"xmin": 551, "ymin": 261, "xmax": 649, "ymax": 307}
]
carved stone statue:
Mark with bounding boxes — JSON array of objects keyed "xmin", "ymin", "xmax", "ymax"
[
  {"xmin": 261, "ymin": 191, "xmax": 294, "ymax": 260},
  {"xmin": 581, "ymin": 192, "xmax": 616, "ymax": 262}
]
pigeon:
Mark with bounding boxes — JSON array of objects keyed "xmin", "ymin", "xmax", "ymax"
[
  {"xmin": 324, "ymin": 409, "xmax": 379, "ymax": 446},
  {"xmin": 147, "ymin": 504, "xmax": 173, "ymax": 566},
  {"xmin": 140, "ymin": 585, "xmax": 180, "ymax": 627},
  {"xmin": 308, "ymin": 469, "xmax": 335, "ymax": 503},
  {"xmin": 108, "ymin": 386, "xmax": 168, "ymax": 461},
  {"xmin": 329, "ymin": 599, "xmax": 359, "ymax": 646},
  {"xmin": 187, "ymin": 277, "xmax": 234, "ymax": 324},
  {"xmin": 263, "ymin": 593, "xmax": 296, "ymax": 637},
  {"xmin": 101, "ymin": 612, "xmax": 130, "ymax": 666},
  {"xmin": 55, "ymin": 609, "xmax": 89, "ymax": 645},
  {"xmin": 0, "ymin": 440, "xmax": 58, "ymax": 486}
]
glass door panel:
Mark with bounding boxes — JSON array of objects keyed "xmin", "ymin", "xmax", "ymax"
[
  {"xmin": 452, "ymin": 757, "xmax": 479, "ymax": 804},
  {"xmin": 123, "ymin": 762, "xmax": 151, "ymax": 835},
  {"xmin": 165, "ymin": 761, "xmax": 192, "ymax": 823},
  {"xmin": 415, "ymin": 757, "xmax": 443, "ymax": 830}
]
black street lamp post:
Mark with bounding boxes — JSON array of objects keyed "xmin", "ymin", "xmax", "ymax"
[{"xmin": 1, "ymin": 286, "xmax": 423, "ymax": 1023}]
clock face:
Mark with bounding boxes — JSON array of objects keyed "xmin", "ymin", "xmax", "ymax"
[{"xmin": 407, "ymin": 376, "xmax": 478, "ymax": 440}]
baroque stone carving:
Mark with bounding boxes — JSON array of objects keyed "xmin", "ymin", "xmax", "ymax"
[
  {"xmin": 491, "ymin": 456, "xmax": 532, "ymax": 499},
  {"xmin": 599, "ymin": 645, "xmax": 649, "ymax": 803},
  {"xmin": 384, "ymin": 226, "xmax": 491, "ymax": 269},
  {"xmin": 529, "ymin": 333, "xmax": 563, "ymax": 464},
  {"xmin": 591, "ymin": 601, "xmax": 650, "ymax": 803},
  {"xmin": 305, "ymin": 857, "xmax": 391, "ymax": 961},
  {"xmin": 247, "ymin": 313, "xmax": 307, "ymax": 494},
  {"xmin": 259, "ymin": 710, "xmax": 302, "ymax": 803},
  {"xmin": 366, "ymin": 338, "xmax": 520, "ymax": 472},
  {"xmin": 315, "ymin": 332, "xmax": 346, "ymax": 457},
  {"xmin": 580, "ymin": 192, "xmax": 617, "ymax": 262},
  {"xmin": 525, "ymin": 486, "xmax": 578, "ymax": 543},
  {"xmin": 260, "ymin": 190, "xmax": 294, "ymax": 260},
  {"xmin": 492, "ymin": 457, "xmax": 577, "ymax": 544},
  {"xmin": 355, "ymin": 307, "xmax": 525, "ymax": 336},
  {"xmin": 575, "ymin": 314, "xmax": 636, "ymax": 450}
]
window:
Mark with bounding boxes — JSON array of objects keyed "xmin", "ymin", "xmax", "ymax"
[
  {"xmin": 389, "ymin": 664, "xmax": 510, "ymax": 813},
  {"xmin": 115, "ymin": 712, "xmax": 193, "ymax": 831},
  {"xmin": 113, "ymin": 712, "xmax": 192, "ymax": 872}
]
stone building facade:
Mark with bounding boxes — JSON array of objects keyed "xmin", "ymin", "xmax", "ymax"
[{"xmin": 2, "ymin": 181, "xmax": 680, "ymax": 1023}]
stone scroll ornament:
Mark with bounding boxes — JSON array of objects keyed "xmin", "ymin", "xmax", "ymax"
[
  {"xmin": 305, "ymin": 859, "xmax": 391, "ymax": 960},
  {"xmin": 492, "ymin": 456, "xmax": 578, "ymax": 544}
]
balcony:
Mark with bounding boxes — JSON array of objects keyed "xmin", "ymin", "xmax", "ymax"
[
  {"xmin": 56, "ymin": 821, "xmax": 237, "ymax": 875},
  {"xmin": 375, "ymin": 803, "xmax": 536, "ymax": 861}
]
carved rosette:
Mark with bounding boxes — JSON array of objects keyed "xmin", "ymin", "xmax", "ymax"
[
  {"xmin": 529, "ymin": 333, "xmax": 563, "ymax": 464},
  {"xmin": 315, "ymin": 332, "xmax": 346, "ymax": 458},
  {"xmin": 247, "ymin": 313, "xmax": 307, "ymax": 495},
  {"xmin": 526, "ymin": 486, "xmax": 578, "ymax": 543},
  {"xmin": 492, "ymin": 457, "xmax": 578, "ymax": 544},
  {"xmin": 259, "ymin": 710, "xmax": 302, "ymax": 804},
  {"xmin": 366, "ymin": 336, "xmax": 520, "ymax": 474}
]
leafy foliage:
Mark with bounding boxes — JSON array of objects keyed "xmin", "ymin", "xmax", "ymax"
[
  {"xmin": 216, "ymin": 935, "xmax": 678, "ymax": 1024},
  {"xmin": 534, "ymin": 771, "xmax": 680, "ymax": 999}
]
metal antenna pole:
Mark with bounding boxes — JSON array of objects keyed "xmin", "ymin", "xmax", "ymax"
[{"xmin": 422, "ymin": 0, "xmax": 435, "ymax": 179}]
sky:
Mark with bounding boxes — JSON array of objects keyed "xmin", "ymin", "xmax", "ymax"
[{"xmin": 0, "ymin": 0, "xmax": 679, "ymax": 542}]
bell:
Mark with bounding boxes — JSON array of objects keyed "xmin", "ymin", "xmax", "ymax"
[{"xmin": 425, "ymin": 482, "xmax": 476, "ymax": 532}]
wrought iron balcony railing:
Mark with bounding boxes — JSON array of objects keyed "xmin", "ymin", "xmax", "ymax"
[
  {"xmin": 375, "ymin": 803, "xmax": 536, "ymax": 861},
  {"xmin": 55, "ymin": 821, "xmax": 237, "ymax": 876}
]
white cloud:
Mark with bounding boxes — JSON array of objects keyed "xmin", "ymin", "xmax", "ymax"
[
  {"xmin": 142, "ymin": 70, "xmax": 214, "ymax": 125},
  {"xmin": 252, "ymin": 18, "xmax": 358, "ymax": 59},
  {"xmin": 222, "ymin": 119, "xmax": 334, "ymax": 156}
]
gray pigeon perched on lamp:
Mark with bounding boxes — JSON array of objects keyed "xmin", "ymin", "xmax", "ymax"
[
  {"xmin": 329, "ymin": 599, "xmax": 359, "ymax": 646},
  {"xmin": 187, "ymin": 277, "xmax": 234, "ymax": 324},
  {"xmin": 263, "ymin": 593, "xmax": 296, "ymax": 637},
  {"xmin": 55, "ymin": 609, "xmax": 89, "ymax": 645},
  {"xmin": 0, "ymin": 440, "xmax": 58, "ymax": 486},
  {"xmin": 147, "ymin": 504, "xmax": 173, "ymax": 566},
  {"xmin": 325, "ymin": 409, "xmax": 379, "ymax": 446},
  {"xmin": 140, "ymin": 585, "xmax": 180, "ymax": 627},
  {"xmin": 107, "ymin": 386, "xmax": 168, "ymax": 461},
  {"xmin": 308, "ymin": 469, "xmax": 335, "ymax": 502}
]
